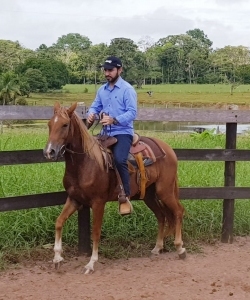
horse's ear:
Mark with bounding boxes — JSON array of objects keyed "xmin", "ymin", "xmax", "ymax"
[
  {"xmin": 67, "ymin": 102, "xmax": 77, "ymax": 117},
  {"xmin": 54, "ymin": 101, "xmax": 61, "ymax": 114}
]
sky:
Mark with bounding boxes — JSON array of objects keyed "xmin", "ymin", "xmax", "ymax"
[{"xmin": 1, "ymin": 0, "xmax": 250, "ymax": 50}]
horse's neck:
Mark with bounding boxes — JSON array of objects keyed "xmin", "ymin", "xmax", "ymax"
[{"xmin": 68, "ymin": 124, "xmax": 84, "ymax": 153}]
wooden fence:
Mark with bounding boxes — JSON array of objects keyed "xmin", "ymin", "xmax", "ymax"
[{"xmin": 1, "ymin": 105, "xmax": 250, "ymax": 254}]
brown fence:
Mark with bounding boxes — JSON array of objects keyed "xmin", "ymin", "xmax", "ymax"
[{"xmin": 1, "ymin": 105, "xmax": 250, "ymax": 254}]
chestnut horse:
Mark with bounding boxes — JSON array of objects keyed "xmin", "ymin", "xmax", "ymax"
[{"xmin": 43, "ymin": 101, "xmax": 186, "ymax": 274}]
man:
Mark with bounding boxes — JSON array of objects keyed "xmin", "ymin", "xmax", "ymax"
[{"xmin": 87, "ymin": 56, "xmax": 137, "ymax": 215}]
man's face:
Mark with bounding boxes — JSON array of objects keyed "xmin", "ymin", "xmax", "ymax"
[{"xmin": 103, "ymin": 67, "xmax": 122, "ymax": 83}]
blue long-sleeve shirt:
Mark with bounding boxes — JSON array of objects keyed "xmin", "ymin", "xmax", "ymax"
[{"xmin": 88, "ymin": 76, "xmax": 137, "ymax": 136}]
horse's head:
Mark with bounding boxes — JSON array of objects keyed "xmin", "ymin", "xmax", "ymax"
[{"xmin": 43, "ymin": 101, "xmax": 77, "ymax": 160}]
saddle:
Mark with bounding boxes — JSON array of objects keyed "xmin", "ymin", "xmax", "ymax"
[{"xmin": 97, "ymin": 133, "xmax": 166, "ymax": 199}]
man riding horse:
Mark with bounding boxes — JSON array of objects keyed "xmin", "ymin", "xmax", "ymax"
[{"xmin": 87, "ymin": 56, "xmax": 137, "ymax": 216}]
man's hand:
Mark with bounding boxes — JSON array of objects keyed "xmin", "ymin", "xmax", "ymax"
[
  {"xmin": 87, "ymin": 113, "xmax": 95, "ymax": 124},
  {"xmin": 100, "ymin": 115, "xmax": 114, "ymax": 126}
]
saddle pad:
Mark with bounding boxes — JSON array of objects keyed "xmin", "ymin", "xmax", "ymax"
[{"xmin": 140, "ymin": 136, "xmax": 166, "ymax": 159}]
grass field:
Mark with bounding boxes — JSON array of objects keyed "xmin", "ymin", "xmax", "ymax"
[
  {"xmin": 26, "ymin": 84, "xmax": 250, "ymax": 108},
  {"xmin": 1, "ymin": 127, "xmax": 250, "ymax": 268}
]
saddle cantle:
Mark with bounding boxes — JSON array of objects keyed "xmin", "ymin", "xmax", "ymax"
[
  {"xmin": 97, "ymin": 133, "xmax": 166, "ymax": 199},
  {"xmin": 128, "ymin": 133, "xmax": 166, "ymax": 198}
]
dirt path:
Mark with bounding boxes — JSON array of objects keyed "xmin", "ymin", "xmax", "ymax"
[{"xmin": 1, "ymin": 237, "xmax": 250, "ymax": 300}]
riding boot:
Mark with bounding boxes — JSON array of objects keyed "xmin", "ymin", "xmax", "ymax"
[
  {"xmin": 114, "ymin": 169, "xmax": 133, "ymax": 215},
  {"xmin": 118, "ymin": 194, "xmax": 133, "ymax": 216}
]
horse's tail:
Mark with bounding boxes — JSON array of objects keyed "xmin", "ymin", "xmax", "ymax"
[{"xmin": 161, "ymin": 175, "xmax": 184, "ymax": 237}]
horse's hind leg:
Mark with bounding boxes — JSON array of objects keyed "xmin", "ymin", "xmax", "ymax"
[
  {"xmin": 143, "ymin": 185, "xmax": 165, "ymax": 255},
  {"xmin": 156, "ymin": 180, "xmax": 186, "ymax": 259},
  {"xmin": 53, "ymin": 197, "xmax": 77, "ymax": 268}
]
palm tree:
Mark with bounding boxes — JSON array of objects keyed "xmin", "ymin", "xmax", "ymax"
[{"xmin": 0, "ymin": 72, "xmax": 21, "ymax": 105}]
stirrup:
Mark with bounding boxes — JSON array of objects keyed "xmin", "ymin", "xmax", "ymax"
[
  {"xmin": 118, "ymin": 194, "xmax": 127, "ymax": 204},
  {"xmin": 119, "ymin": 197, "xmax": 133, "ymax": 216}
]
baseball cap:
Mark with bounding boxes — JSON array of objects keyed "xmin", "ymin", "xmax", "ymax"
[{"xmin": 102, "ymin": 56, "xmax": 122, "ymax": 70}]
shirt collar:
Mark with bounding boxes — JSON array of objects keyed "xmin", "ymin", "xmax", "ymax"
[{"xmin": 104, "ymin": 76, "xmax": 123, "ymax": 90}]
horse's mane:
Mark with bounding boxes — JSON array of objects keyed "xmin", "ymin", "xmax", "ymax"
[{"xmin": 59, "ymin": 107, "xmax": 104, "ymax": 170}]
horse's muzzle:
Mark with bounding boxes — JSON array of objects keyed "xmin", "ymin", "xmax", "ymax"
[{"xmin": 43, "ymin": 145, "xmax": 65, "ymax": 160}]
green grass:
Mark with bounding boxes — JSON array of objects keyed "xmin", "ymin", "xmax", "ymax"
[
  {"xmin": 1, "ymin": 128, "xmax": 250, "ymax": 269},
  {"xmin": 62, "ymin": 83, "xmax": 250, "ymax": 94},
  {"xmin": 24, "ymin": 83, "xmax": 250, "ymax": 108}
]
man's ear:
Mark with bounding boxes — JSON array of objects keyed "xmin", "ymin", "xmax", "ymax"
[{"xmin": 118, "ymin": 67, "xmax": 123, "ymax": 75}]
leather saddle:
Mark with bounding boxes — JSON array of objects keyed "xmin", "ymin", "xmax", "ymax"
[
  {"xmin": 97, "ymin": 133, "xmax": 164, "ymax": 168},
  {"xmin": 97, "ymin": 133, "xmax": 166, "ymax": 199}
]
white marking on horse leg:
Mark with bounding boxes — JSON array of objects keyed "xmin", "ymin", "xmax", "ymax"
[
  {"xmin": 53, "ymin": 238, "xmax": 64, "ymax": 263},
  {"xmin": 151, "ymin": 244, "xmax": 163, "ymax": 255},
  {"xmin": 174, "ymin": 216, "xmax": 186, "ymax": 256},
  {"xmin": 84, "ymin": 248, "xmax": 98, "ymax": 274},
  {"xmin": 151, "ymin": 221, "xmax": 164, "ymax": 255},
  {"xmin": 175, "ymin": 241, "xmax": 186, "ymax": 255}
]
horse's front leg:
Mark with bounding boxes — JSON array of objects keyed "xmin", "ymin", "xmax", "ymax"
[
  {"xmin": 53, "ymin": 197, "xmax": 77, "ymax": 268},
  {"xmin": 84, "ymin": 201, "xmax": 105, "ymax": 274}
]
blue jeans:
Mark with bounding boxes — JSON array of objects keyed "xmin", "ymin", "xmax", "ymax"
[{"xmin": 112, "ymin": 134, "xmax": 133, "ymax": 196}]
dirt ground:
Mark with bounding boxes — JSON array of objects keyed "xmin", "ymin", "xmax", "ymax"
[{"xmin": 0, "ymin": 236, "xmax": 250, "ymax": 300}]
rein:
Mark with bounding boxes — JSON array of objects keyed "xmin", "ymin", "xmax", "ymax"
[
  {"xmin": 63, "ymin": 113, "xmax": 104, "ymax": 156},
  {"xmin": 61, "ymin": 112, "xmax": 110, "ymax": 158},
  {"xmin": 64, "ymin": 137, "xmax": 98, "ymax": 156}
]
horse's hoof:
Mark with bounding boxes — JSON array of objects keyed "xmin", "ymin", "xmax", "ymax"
[
  {"xmin": 54, "ymin": 261, "xmax": 62, "ymax": 270},
  {"xmin": 151, "ymin": 249, "xmax": 162, "ymax": 256},
  {"xmin": 84, "ymin": 268, "xmax": 94, "ymax": 275},
  {"xmin": 178, "ymin": 250, "xmax": 187, "ymax": 260}
]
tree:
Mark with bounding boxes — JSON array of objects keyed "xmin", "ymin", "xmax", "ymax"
[
  {"xmin": 17, "ymin": 57, "xmax": 69, "ymax": 89},
  {"xmin": 211, "ymin": 46, "xmax": 250, "ymax": 92},
  {"xmin": 24, "ymin": 68, "xmax": 48, "ymax": 92},
  {"xmin": 155, "ymin": 33, "xmax": 212, "ymax": 83},
  {"xmin": 53, "ymin": 33, "xmax": 92, "ymax": 52},
  {"xmin": 186, "ymin": 28, "xmax": 213, "ymax": 50},
  {"xmin": 125, "ymin": 52, "xmax": 147, "ymax": 87},
  {"xmin": 236, "ymin": 65, "xmax": 250, "ymax": 84},
  {"xmin": 79, "ymin": 43, "xmax": 108, "ymax": 84},
  {"xmin": 0, "ymin": 72, "xmax": 21, "ymax": 105},
  {"xmin": 108, "ymin": 38, "xmax": 138, "ymax": 79},
  {"xmin": 0, "ymin": 40, "xmax": 35, "ymax": 73},
  {"xmin": 36, "ymin": 44, "xmax": 59, "ymax": 59},
  {"xmin": 144, "ymin": 46, "xmax": 162, "ymax": 84}
]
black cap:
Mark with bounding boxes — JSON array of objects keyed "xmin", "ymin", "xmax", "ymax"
[{"xmin": 102, "ymin": 56, "xmax": 122, "ymax": 70}]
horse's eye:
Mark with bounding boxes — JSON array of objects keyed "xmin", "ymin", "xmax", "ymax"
[{"xmin": 63, "ymin": 124, "xmax": 68, "ymax": 128}]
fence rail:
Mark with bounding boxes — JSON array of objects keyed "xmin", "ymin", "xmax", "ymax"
[
  {"xmin": 1, "ymin": 106, "xmax": 250, "ymax": 123},
  {"xmin": 1, "ymin": 106, "xmax": 250, "ymax": 252}
]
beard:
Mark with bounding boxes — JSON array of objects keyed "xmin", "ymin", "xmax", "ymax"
[{"xmin": 105, "ymin": 70, "xmax": 119, "ymax": 83}]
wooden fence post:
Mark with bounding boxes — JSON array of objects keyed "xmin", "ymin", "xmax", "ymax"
[
  {"xmin": 78, "ymin": 207, "xmax": 91, "ymax": 255},
  {"xmin": 221, "ymin": 123, "xmax": 237, "ymax": 243}
]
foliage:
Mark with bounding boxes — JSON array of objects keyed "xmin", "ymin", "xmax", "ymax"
[
  {"xmin": 186, "ymin": 28, "xmax": 213, "ymax": 50},
  {"xmin": 0, "ymin": 40, "xmax": 35, "ymax": 73},
  {"xmin": 236, "ymin": 65, "xmax": 250, "ymax": 84},
  {"xmin": 17, "ymin": 57, "xmax": 69, "ymax": 89},
  {"xmin": 24, "ymin": 68, "xmax": 48, "ymax": 92},
  {"xmin": 108, "ymin": 38, "xmax": 139, "ymax": 79},
  {"xmin": 52, "ymin": 33, "xmax": 92, "ymax": 51},
  {"xmin": 1, "ymin": 28, "xmax": 250, "ymax": 88},
  {"xmin": 0, "ymin": 72, "xmax": 21, "ymax": 105},
  {"xmin": 16, "ymin": 97, "xmax": 28, "ymax": 105},
  {"xmin": 190, "ymin": 128, "xmax": 217, "ymax": 139}
]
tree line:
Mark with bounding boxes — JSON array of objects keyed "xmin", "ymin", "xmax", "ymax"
[{"xmin": 1, "ymin": 28, "xmax": 250, "ymax": 104}]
